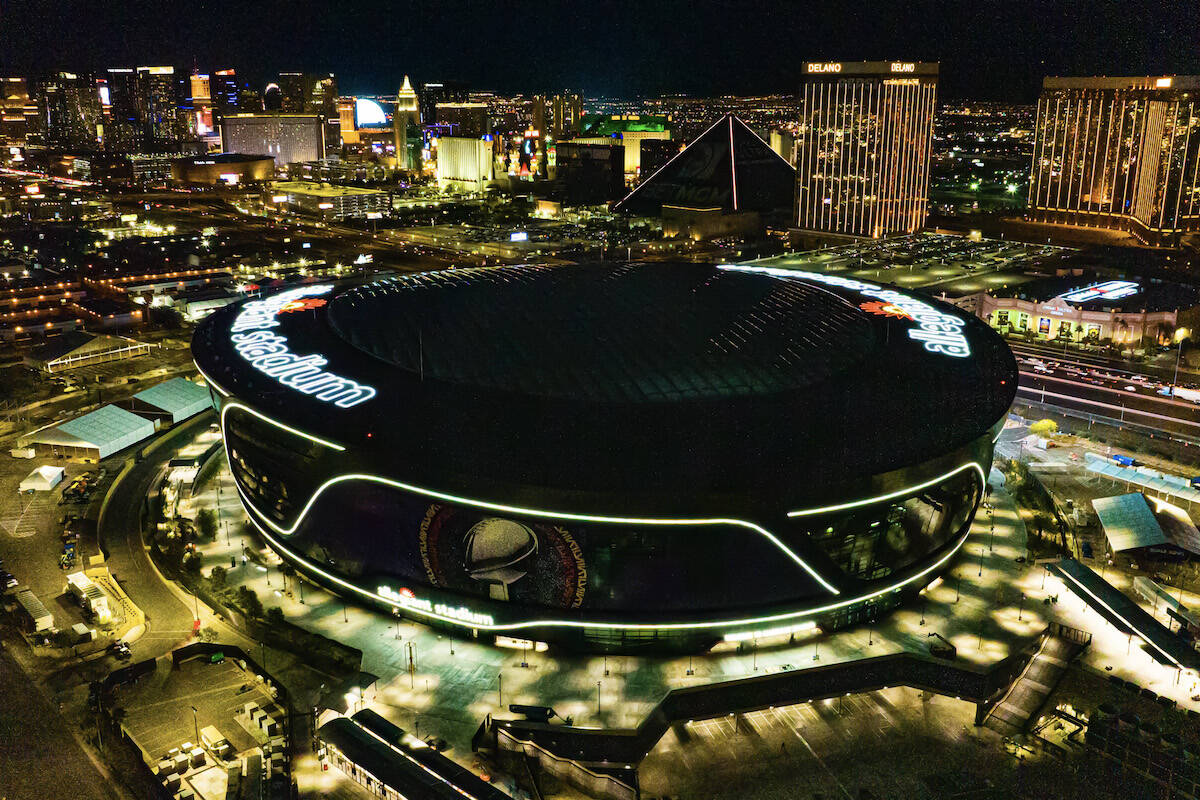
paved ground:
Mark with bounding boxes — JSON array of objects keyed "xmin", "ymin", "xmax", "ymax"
[
  {"xmin": 119, "ymin": 656, "xmax": 279, "ymax": 763},
  {"xmin": 640, "ymin": 687, "xmax": 1002, "ymax": 799},
  {"xmin": 182, "ymin": 450, "xmax": 1047, "ymax": 752}
]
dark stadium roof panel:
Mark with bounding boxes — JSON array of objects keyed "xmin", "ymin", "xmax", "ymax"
[{"xmin": 327, "ymin": 263, "xmax": 877, "ymax": 403}]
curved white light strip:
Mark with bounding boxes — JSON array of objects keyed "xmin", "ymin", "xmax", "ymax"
[
  {"xmin": 223, "ymin": 400, "xmax": 345, "ymax": 452},
  {"xmin": 240, "ymin": 496, "xmax": 977, "ymax": 633},
  {"xmin": 219, "ymin": 402, "xmax": 836, "ymax": 593},
  {"xmin": 787, "ymin": 462, "xmax": 987, "ymax": 518},
  {"xmin": 194, "ymin": 362, "xmax": 230, "ymax": 398}
]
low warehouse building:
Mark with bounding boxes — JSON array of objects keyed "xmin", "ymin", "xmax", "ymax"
[
  {"xmin": 122, "ymin": 377, "xmax": 213, "ymax": 424},
  {"xmin": 20, "ymin": 404, "xmax": 156, "ymax": 460}
]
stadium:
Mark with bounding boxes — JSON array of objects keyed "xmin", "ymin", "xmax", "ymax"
[{"xmin": 191, "ymin": 262, "xmax": 1017, "ymax": 652}]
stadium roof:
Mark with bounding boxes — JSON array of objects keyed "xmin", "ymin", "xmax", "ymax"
[
  {"xmin": 194, "ymin": 262, "xmax": 1017, "ymax": 510},
  {"xmin": 22, "ymin": 405, "xmax": 155, "ymax": 458},
  {"xmin": 1092, "ymin": 493, "xmax": 1200, "ymax": 555},
  {"xmin": 131, "ymin": 377, "xmax": 212, "ymax": 422},
  {"xmin": 614, "ymin": 114, "xmax": 795, "ymax": 216}
]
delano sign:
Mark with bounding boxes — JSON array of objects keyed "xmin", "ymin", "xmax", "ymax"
[{"xmin": 807, "ymin": 63, "xmax": 843, "ymax": 74}]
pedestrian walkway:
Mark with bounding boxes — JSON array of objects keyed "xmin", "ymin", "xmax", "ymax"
[
  {"xmin": 984, "ymin": 632, "xmax": 1088, "ymax": 735},
  {"xmin": 175, "ymin": 454, "xmax": 1056, "ymax": 756}
]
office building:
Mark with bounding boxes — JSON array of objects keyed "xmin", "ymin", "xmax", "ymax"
[
  {"xmin": 554, "ymin": 142, "xmax": 625, "ymax": 204},
  {"xmin": 1028, "ymin": 75, "xmax": 1200, "ymax": 246},
  {"xmin": 222, "ymin": 114, "xmax": 324, "ymax": 166},
  {"xmin": 435, "ymin": 136, "xmax": 494, "ymax": 191},
  {"xmin": 211, "ymin": 69, "xmax": 239, "ymax": 119},
  {"xmin": 770, "ymin": 129, "xmax": 796, "ymax": 165},
  {"xmin": 304, "ymin": 73, "xmax": 340, "ymax": 150},
  {"xmin": 193, "ymin": 263, "xmax": 1015, "ymax": 651},
  {"xmin": 135, "ymin": 66, "xmax": 184, "ymax": 147},
  {"xmin": 276, "ymin": 72, "xmax": 305, "ymax": 113},
  {"xmin": 794, "ymin": 61, "xmax": 939, "ymax": 239},
  {"xmin": 434, "ymin": 102, "xmax": 489, "ymax": 138}
]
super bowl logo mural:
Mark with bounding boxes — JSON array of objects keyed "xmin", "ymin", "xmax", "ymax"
[{"xmin": 418, "ymin": 505, "xmax": 587, "ymax": 608}]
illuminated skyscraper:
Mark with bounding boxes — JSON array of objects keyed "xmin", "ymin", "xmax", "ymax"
[
  {"xmin": 533, "ymin": 92, "xmax": 583, "ymax": 139},
  {"xmin": 393, "ymin": 76, "xmax": 421, "ymax": 170},
  {"xmin": 1028, "ymin": 75, "xmax": 1200, "ymax": 246},
  {"xmin": 33, "ymin": 71, "xmax": 103, "ymax": 150},
  {"xmin": 794, "ymin": 61, "xmax": 938, "ymax": 239},
  {"xmin": 135, "ymin": 66, "xmax": 184, "ymax": 147},
  {"xmin": 211, "ymin": 69, "xmax": 240, "ymax": 119},
  {"xmin": 0, "ymin": 77, "xmax": 35, "ymax": 152}
]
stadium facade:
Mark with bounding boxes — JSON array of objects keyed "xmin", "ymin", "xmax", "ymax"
[{"xmin": 192, "ymin": 263, "xmax": 1017, "ymax": 652}]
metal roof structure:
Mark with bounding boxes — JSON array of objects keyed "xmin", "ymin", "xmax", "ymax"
[
  {"xmin": 131, "ymin": 377, "xmax": 212, "ymax": 424},
  {"xmin": 1092, "ymin": 493, "xmax": 1168, "ymax": 551},
  {"xmin": 22, "ymin": 405, "xmax": 155, "ymax": 459},
  {"xmin": 1048, "ymin": 558, "xmax": 1197, "ymax": 669},
  {"xmin": 1092, "ymin": 493, "xmax": 1200, "ymax": 556},
  {"xmin": 317, "ymin": 716, "xmax": 508, "ymax": 800},
  {"xmin": 1084, "ymin": 455, "xmax": 1200, "ymax": 506}
]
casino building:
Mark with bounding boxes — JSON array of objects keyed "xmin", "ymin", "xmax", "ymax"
[{"xmin": 192, "ymin": 263, "xmax": 1016, "ymax": 652}]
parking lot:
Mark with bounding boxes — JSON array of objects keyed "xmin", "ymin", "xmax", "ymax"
[
  {"xmin": 640, "ymin": 687, "xmax": 1008, "ymax": 799},
  {"xmin": 752, "ymin": 233, "xmax": 1064, "ymax": 299},
  {"xmin": 119, "ymin": 655, "xmax": 281, "ymax": 764}
]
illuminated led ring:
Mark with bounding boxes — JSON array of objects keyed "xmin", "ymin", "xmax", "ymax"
[
  {"xmin": 218, "ymin": 402, "xmax": 989, "ymax": 633},
  {"xmin": 219, "ymin": 401, "xmax": 837, "ymax": 594}
]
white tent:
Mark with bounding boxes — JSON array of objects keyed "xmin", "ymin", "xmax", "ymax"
[{"xmin": 19, "ymin": 465, "xmax": 65, "ymax": 492}]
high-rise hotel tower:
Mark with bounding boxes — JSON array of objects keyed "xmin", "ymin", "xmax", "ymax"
[
  {"xmin": 794, "ymin": 61, "xmax": 938, "ymax": 239},
  {"xmin": 1029, "ymin": 75, "xmax": 1200, "ymax": 246}
]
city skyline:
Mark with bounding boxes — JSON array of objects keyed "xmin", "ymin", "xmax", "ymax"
[{"xmin": 5, "ymin": 0, "xmax": 1199, "ymax": 100}]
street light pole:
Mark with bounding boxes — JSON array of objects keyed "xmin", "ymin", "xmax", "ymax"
[
  {"xmin": 596, "ymin": 681, "xmax": 601, "ymax": 715},
  {"xmin": 191, "ymin": 706, "xmax": 199, "ymax": 745}
]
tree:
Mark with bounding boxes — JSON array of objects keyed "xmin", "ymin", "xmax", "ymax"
[
  {"xmin": 236, "ymin": 586, "xmax": 263, "ymax": 619},
  {"xmin": 208, "ymin": 565, "xmax": 227, "ymax": 592},
  {"xmin": 266, "ymin": 607, "xmax": 286, "ymax": 626},
  {"xmin": 1029, "ymin": 419, "xmax": 1058, "ymax": 437},
  {"xmin": 196, "ymin": 509, "xmax": 218, "ymax": 540}
]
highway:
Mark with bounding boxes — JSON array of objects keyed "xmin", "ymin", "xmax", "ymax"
[{"xmin": 1009, "ymin": 341, "xmax": 1200, "ymax": 440}]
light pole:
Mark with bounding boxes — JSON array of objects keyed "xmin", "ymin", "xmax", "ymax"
[
  {"xmin": 498, "ymin": 673, "xmax": 503, "ymax": 708},
  {"xmin": 191, "ymin": 706, "xmax": 199, "ymax": 746},
  {"xmin": 596, "ymin": 681, "xmax": 602, "ymax": 715}
]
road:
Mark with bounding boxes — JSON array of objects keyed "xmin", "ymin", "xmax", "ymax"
[
  {"xmin": 97, "ymin": 416, "xmax": 214, "ymax": 663},
  {"xmin": 1010, "ymin": 342, "xmax": 1200, "ymax": 440}
]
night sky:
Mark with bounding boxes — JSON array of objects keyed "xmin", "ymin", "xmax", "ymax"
[{"xmin": 4, "ymin": 0, "xmax": 1198, "ymax": 101}]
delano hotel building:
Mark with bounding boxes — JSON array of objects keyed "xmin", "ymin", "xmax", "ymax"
[
  {"xmin": 794, "ymin": 61, "xmax": 938, "ymax": 240},
  {"xmin": 1029, "ymin": 75, "xmax": 1200, "ymax": 246}
]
